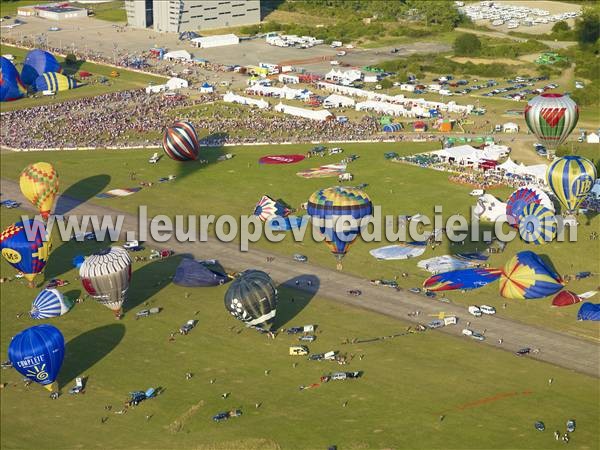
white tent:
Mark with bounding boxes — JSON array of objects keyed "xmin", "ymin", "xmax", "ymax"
[
  {"xmin": 278, "ymin": 73, "xmax": 300, "ymax": 84},
  {"xmin": 166, "ymin": 77, "xmax": 188, "ymax": 90},
  {"xmin": 191, "ymin": 34, "xmax": 239, "ymax": 49},
  {"xmin": 323, "ymin": 94, "xmax": 355, "ymax": 108},
  {"xmin": 430, "ymin": 145, "xmax": 484, "ymax": 164},
  {"xmin": 482, "ymin": 144, "xmax": 510, "ymax": 160},
  {"xmin": 503, "ymin": 122, "xmax": 519, "ymax": 133},
  {"xmin": 274, "ymin": 102, "xmax": 332, "ymax": 121},
  {"xmin": 199, "ymin": 82, "xmax": 214, "ymax": 93},
  {"xmin": 586, "ymin": 132, "xmax": 599, "ymax": 144},
  {"xmin": 223, "ymin": 92, "xmax": 269, "ymax": 109},
  {"xmin": 518, "ymin": 163, "xmax": 548, "ymax": 183},
  {"xmin": 473, "ymin": 194, "xmax": 507, "ymax": 222},
  {"xmin": 497, "ymin": 158, "xmax": 521, "ymax": 173},
  {"xmin": 163, "ymin": 50, "xmax": 192, "ymax": 62}
]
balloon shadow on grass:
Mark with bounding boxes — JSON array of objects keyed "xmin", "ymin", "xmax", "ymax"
[
  {"xmin": 123, "ymin": 255, "xmax": 186, "ymax": 314},
  {"xmin": 173, "ymin": 133, "xmax": 227, "ymax": 184},
  {"xmin": 272, "ymin": 274, "xmax": 320, "ymax": 329},
  {"xmin": 58, "ymin": 324, "xmax": 125, "ymax": 388},
  {"xmin": 54, "ymin": 174, "xmax": 111, "ymax": 215},
  {"xmin": 44, "ymin": 239, "xmax": 107, "ymax": 280}
]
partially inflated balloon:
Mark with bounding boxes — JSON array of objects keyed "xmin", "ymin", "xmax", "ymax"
[
  {"xmin": 79, "ymin": 247, "xmax": 132, "ymax": 318},
  {"xmin": 0, "ymin": 220, "xmax": 52, "ymax": 285},
  {"xmin": 506, "ymin": 186, "xmax": 554, "ymax": 228},
  {"xmin": 524, "ymin": 93, "xmax": 578, "ymax": 150},
  {"xmin": 31, "ymin": 289, "xmax": 74, "ymax": 319},
  {"xmin": 547, "ymin": 156, "xmax": 597, "ymax": 214},
  {"xmin": 224, "ymin": 270, "xmax": 277, "ymax": 329},
  {"xmin": 1, "ymin": 56, "xmax": 26, "ymax": 102},
  {"xmin": 499, "ymin": 251, "xmax": 563, "ymax": 299},
  {"xmin": 19, "ymin": 162, "xmax": 59, "ymax": 220},
  {"xmin": 8, "ymin": 324, "xmax": 65, "ymax": 392},
  {"xmin": 21, "ymin": 49, "xmax": 61, "ymax": 86},
  {"xmin": 307, "ymin": 186, "xmax": 373, "ymax": 270},
  {"xmin": 162, "ymin": 121, "xmax": 199, "ymax": 161}
]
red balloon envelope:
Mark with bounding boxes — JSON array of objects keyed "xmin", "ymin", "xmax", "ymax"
[
  {"xmin": 551, "ymin": 290, "xmax": 581, "ymax": 307},
  {"xmin": 259, "ymin": 154, "xmax": 305, "ymax": 165}
]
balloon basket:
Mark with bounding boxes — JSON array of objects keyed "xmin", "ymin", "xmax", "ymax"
[
  {"xmin": 44, "ymin": 381, "xmax": 58, "ymax": 393},
  {"xmin": 336, "ymin": 262, "xmax": 343, "ymax": 271},
  {"xmin": 114, "ymin": 310, "xmax": 123, "ymax": 320},
  {"xmin": 27, "ymin": 280, "xmax": 36, "ymax": 289}
]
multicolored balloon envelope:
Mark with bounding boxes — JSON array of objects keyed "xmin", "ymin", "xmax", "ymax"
[
  {"xmin": 499, "ymin": 251, "xmax": 563, "ymax": 299},
  {"xmin": 423, "ymin": 268, "xmax": 502, "ymax": 292},
  {"xmin": 506, "ymin": 186, "xmax": 554, "ymax": 228},
  {"xmin": 19, "ymin": 162, "xmax": 59, "ymax": 220},
  {"xmin": 79, "ymin": 247, "xmax": 132, "ymax": 318},
  {"xmin": 259, "ymin": 154, "xmax": 305, "ymax": 164},
  {"xmin": 524, "ymin": 93, "xmax": 578, "ymax": 150},
  {"xmin": 307, "ymin": 186, "xmax": 373, "ymax": 270},
  {"xmin": 547, "ymin": 155, "xmax": 597, "ymax": 214},
  {"xmin": 21, "ymin": 49, "xmax": 61, "ymax": 86},
  {"xmin": 0, "ymin": 56, "xmax": 26, "ymax": 102},
  {"xmin": 0, "ymin": 220, "xmax": 52, "ymax": 284},
  {"xmin": 162, "ymin": 121, "xmax": 200, "ymax": 161},
  {"xmin": 224, "ymin": 270, "xmax": 277, "ymax": 329},
  {"xmin": 253, "ymin": 195, "xmax": 291, "ymax": 222},
  {"xmin": 551, "ymin": 290, "xmax": 582, "ymax": 308},
  {"xmin": 30, "ymin": 288, "xmax": 74, "ymax": 319},
  {"xmin": 518, "ymin": 203, "xmax": 557, "ymax": 245},
  {"xmin": 267, "ymin": 215, "xmax": 308, "ymax": 231},
  {"xmin": 8, "ymin": 324, "xmax": 65, "ymax": 392}
]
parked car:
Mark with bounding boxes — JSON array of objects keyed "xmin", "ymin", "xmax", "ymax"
[
  {"xmin": 347, "ymin": 289, "xmax": 362, "ymax": 296},
  {"xmin": 471, "ymin": 332, "xmax": 485, "ymax": 341},
  {"xmin": 1, "ymin": 200, "xmax": 20, "ymax": 208},
  {"xmin": 293, "ymin": 253, "xmax": 308, "ymax": 263},
  {"xmin": 286, "ymin": 327, "xmax": 304, "ymax": 334},
  {"xmin": 298, "ymin": 335, "xmax": 316, "ymax": 342},
  {"xmin": 468, "ymin": 305, "xmax": 482, "ymax": 317},
  {"xmin": 427, "ymin": 319, "xmax": 444, "ymax": 329},
  {"xmin": 480, "ymin": 305, "xmax": 496, "ymax": 315},
  {"xmin": 461, "ymin": 328, "xmax": 473, "ymax": 336},
  {"xmin": 289, "ymin": 345, "xmax": 309, "ymax": 356},
  {"xmin": 179, "ymin": 319, "xmax": 197, "ymax": 335},
  {"xmin": 408, "ymin": 287, "xmax": 421, "ymax": 294},
  {"xmin": 370, "ymin": 279, "xmax": 398, "ymax": 289},
  {"xmin": 515, "ymin": 347, "xmax": 531, "ymax": 356},
  {"xmin": 46, "ymin": 279, "xmax": 69, "ymax": 289},
  {"xmin": 331, "ymin": 372, "xmax": 347, "ymax": 381}
]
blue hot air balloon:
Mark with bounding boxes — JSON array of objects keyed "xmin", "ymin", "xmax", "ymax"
[
  {"xmin": 0, "ymin": 220, "xmax": 52, "ymax": 286},
  {"xmin": 8, "ymin": 324, "xmax": 65, "ymax": 392},
  {"xmin": 423, "ymin": 268, "xmax": 502, "ymax": 292},
  {"xmin": 1, "ymin": 56, "xmax": 27, "ymax": 102},
  {"xmin": 30, "ymin": 289, "xmax": 74, "ymax": 319},
  {"xmin": 72, "ymin": 255, "xmax": 85, "ymax": 269},
  {"xmin": 21, "ymin": 49, "xmax": 61, "ymax": 86}
]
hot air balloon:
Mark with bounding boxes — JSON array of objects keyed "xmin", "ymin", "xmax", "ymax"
[
  {"xmin": 307, "ymin": 186, "xmax": 373, "ymax": 270},
  {"xmin": 551, "ymin": 290, "xmax": 581, "ymax": 308},
  {"xmin": 162, "ymin": 121, "xmax": 200, "ymax": 161},
  {"xmin": 19, "ymin": 162, "xmax": 59, "ymax": 220},
  {"xmin": 253, "ymin": 195, "xmax": 291, "ymax": 222},
  {"xmin": 524, "ymin": 93, "xmax": 578, "ymax": 153},
  {"xmin": 8, "ymin": 324, "xmax": 65, "ymax": 392},
  {"xmin": 546, "ymin": 156, "xmax": 597, "ymax": 214},
  {"xmin": 518, "ymin": 203, "xmax": 557, "ymax": 245},
  {"xmin": 423, "ymin": 268, "xmax": 502, "ymax": 292},
  {"xmin": 30, "ymin": 289, "xmax": 74, "ymax": 319},
  {"xmin": 577, "ymin": 303, "xmax": 600, "ymax": 321},
  {"xmin": 34, "ymin": 72, "xmax": 77, "ymax": 92},
  {"xmin": 499, "ymin": 251, "xmax": 563, "ymax": 299},
  {"xmin": 79, "ymin": 247, "xmax": 132, "ymax": 319},
  {"xmin": 21, "ymin": 49, "xmax": 61, "ymax": 86},
  {"xmin": 506, "ymin": 186, "xmax": 554, "ymax": 227},
  {"xmin": 1, "ymin": 56, "xmax": 26, "ymax": 102},
  {"xmin": 0, "ymin": 220, "xmax": 52, "ymax": 287},
  {"xmin": 224, "ymin": 270, "xmax": 277, "ymax": 329}
]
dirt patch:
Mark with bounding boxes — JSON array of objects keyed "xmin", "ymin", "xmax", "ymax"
[
  {"xmin": 166, "ymin": 399, "xmax": 205, "ymax": 433},
  {"xmin": 454, "ymin": 390, "xmax": 533, "ymax": 412},
  {"xmin": 450, "ymin": 56, "xmax": 524, "ymax": 66}
]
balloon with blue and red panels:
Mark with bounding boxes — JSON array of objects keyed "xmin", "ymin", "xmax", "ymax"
[
  {"xmin": 0, "ymin": 220, "xmax": 52, "ymax": 287},
  {"xmin": 8, "ymin": 324, "xmax": 65, "ymax": 393},
  {"xmin": 162, "ymin": 121, "xmax": 200, "ymax": 161},
  {"xmin": 506, "ymin": 186, "xmax": 554, "ymax": 228},
  {"xmin": 423, "ymin": 268, "xmax": 502, "ymax": 292},
  {"xmin": 499, "ymin": 251, "xmax": 563, "ymax": 299},
  {"xmin": 253, "ymin": 195, "xmax": 291, "ymax": 222},
  {"xmin": 307, "ymin": 186, "xmax": 372, "ymax": 270}
]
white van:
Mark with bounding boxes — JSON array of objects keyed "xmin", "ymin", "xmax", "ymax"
[
  {"xmin": 468, "ymin": 306, "xmax": 482, "ymax": 317},
  {"xmin": 480, "ymin": 305, "xmax": 496, "ymax": 315},
  {"xmin": 43, "ymin": 90, "xmax": 56, "ymax": 96},
  {"xmin": 443, "ymin": 316, "xmax": 458, "ymax": 326},
  {"xmin": 461, "ymin": 328, "xmax": 473, "ymax": 336},
  {"xmin": 331, "ymin": 372, "xmax": 347, "ymax": 380}
]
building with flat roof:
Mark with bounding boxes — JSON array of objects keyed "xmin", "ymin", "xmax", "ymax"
[
  {"xmin": 125, "ymin": 0, "xmax": 260, "ymax": 33},
  {"xmin": 18, "ymin": 3, "xmax": 88, "ymax": 20}
]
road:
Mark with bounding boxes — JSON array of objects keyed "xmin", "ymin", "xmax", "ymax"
[{"xmin": 1, "ymin": 178, "xmax": 598, "ymax": 378}]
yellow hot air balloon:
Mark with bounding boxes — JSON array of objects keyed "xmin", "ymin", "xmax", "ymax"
[{"xmin": 19, "ymin": 162, "xmax": 59, "ymax": 220}]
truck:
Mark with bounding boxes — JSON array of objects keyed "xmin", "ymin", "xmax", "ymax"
[
  {"xmin": 468, "ymin": 306, "xmax": 482, "ymax": 317},
  {"xmin": 443, "ymin": 316, "xmax": 458, "ymax": 326},
  {"xmin": 289, "ymin": 346, "xmax": 309, "ymax": 356}
]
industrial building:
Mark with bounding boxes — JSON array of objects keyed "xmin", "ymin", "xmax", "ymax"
[
  {"xmin": 18, "ymin": 3, "xmax": 88, "ymax": 20},
  {"xmin": 125, "ymin": 0, "xmax": 261, "ymax": 33}
]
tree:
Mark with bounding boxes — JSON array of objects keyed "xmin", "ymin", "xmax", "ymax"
[
  {"xmin": 64, "ymin": 53, "xmax": 77, "ymax": 66},
  {"xmin": 552, "ymin": 21, "xmax": 570, "ymax": 33},
  {"xmin": 575, "ymin": 7, "xmax": 600, "ymax": 47},
  {"xmin": 453, "ymin": 33, "xmax": 481, "ymax": 56}
]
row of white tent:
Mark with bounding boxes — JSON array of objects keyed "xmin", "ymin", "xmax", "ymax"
[
  {"xmin": 430, "ymin": 144, "xmax": 510, "ymax": 164},
  {"xmin": 496, "ymin": 158, "xmax": 549, "ymax": 183},
  {"xmin": 246, "ymin": 84, "xmax": 312, "ymax": 100},
  {"xmin": 273, "ymin": 103, "xmax": 333, "ymax": 121},
  {"xmin": 317, "ymin": 82, "xmax": 474, "ymax": 115},
  {"xmin": 222, "ymin": 92, "xmax": 269, "ymax": 109}
]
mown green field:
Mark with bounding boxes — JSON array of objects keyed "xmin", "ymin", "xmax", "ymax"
[
  {"xmin": 2, "ymin": 142, "xmax": 598, "ymax": 342},
  {"xmin": 0, "ymin": 44, "xmax": 165, "ymax": 112},
  {"xmin": 1, "ymin": 205, "xmax": 598, "ymax": 450}
]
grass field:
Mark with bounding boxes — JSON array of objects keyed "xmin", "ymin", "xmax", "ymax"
[
  {"xmin": 79, "ymin": 1, "xmax": 126, "ymax": 23},
  {"xmin": 1, "ymin": 205, "xmax": 598, "ymax": 450},
  {"xmin": 2, "ymin": 142, "xmax": 598, "ymax": 343},
  {"xmin": 0, "ymin": 44, "xmax": 165, "ymax": 112}
]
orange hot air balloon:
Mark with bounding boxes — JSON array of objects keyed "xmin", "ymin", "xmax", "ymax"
[{"xmin": 19, "ymin": 162, "xmax": 59, "ymax": 220}]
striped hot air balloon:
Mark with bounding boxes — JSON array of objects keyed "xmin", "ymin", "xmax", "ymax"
[
  {"xmin": 307, "ymin": 186, "xmax": 373, "ymax": 270},
  {"xmin": 518, "ymin": 203, "xmax": 557, "ymax": 245},
  {"xmin": 547, "ymin": 156, "xmax": 597, "ymax": 214},
  {"xmin": 79, "ymin": 247, "xmax": 132, "ymax": 319},
  {"xmin": 506, "ymin": 186, "xmax": 554, "ymax": 228},
  {"xmin": 224, "ymin": 270, "xmax": 277, "ymax": 329},
  {"xmin": 34, "ymin": 72, "xmax": 77, "ymax": 92},
  {"xmin": 162, "ymin": 121, "xmax": 200, "ymax": 161},
  {"xmin": 19, "ymin": 162, "xmax": 59, "ymax": 220},
  {"xmin": 253, "ymin": 195, "xmax": 290, "ymax": 222},
  {"xmin": 30, "ymin": 289, "xmax": 74, "ymax": 319},
  {"xmin": 499, "ymin": 251, "xmax": 563, "ymax": 299},
  {"xmin": 524, "ymin": 93, "xmax": 578, "ymax": 151}
]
